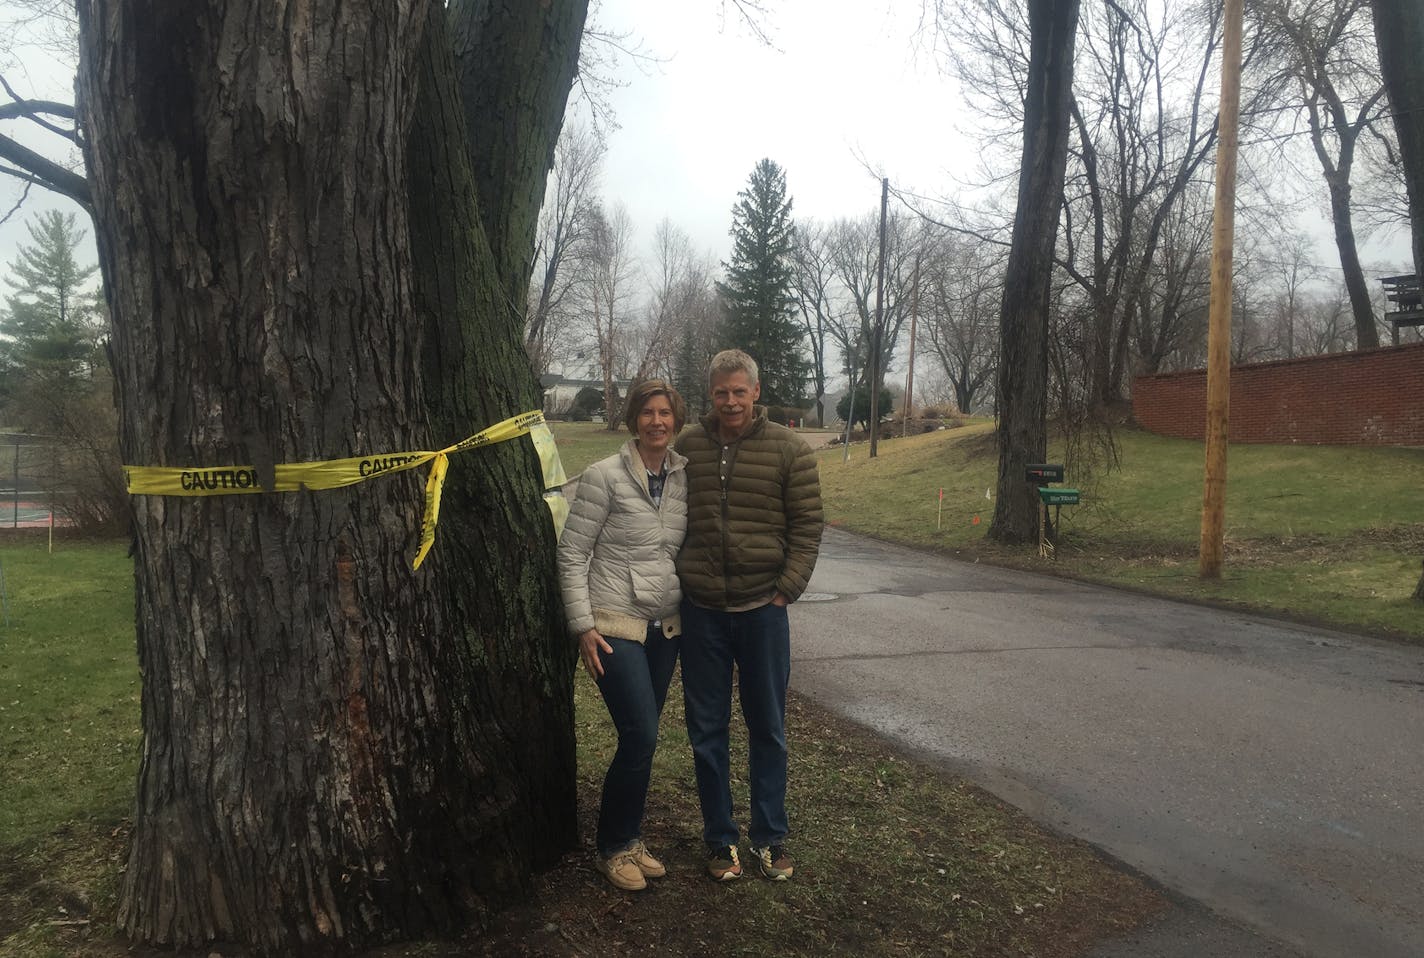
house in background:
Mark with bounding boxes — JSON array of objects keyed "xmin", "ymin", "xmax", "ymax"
[{"xmin": 540, "ymin": 361, "xmax": 631, "ymax": 420}]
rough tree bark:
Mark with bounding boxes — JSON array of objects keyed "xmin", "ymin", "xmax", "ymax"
[
  {"xmin": 451, "ymin": 0, "xmax": 585, "ymax": 325},
  {"xmin": 76, "ymin": 0, "xmax": 585, "ymax": 951},
  {"xmin": 1323, "ymin": 174, "xmax": 1381, "ymax": 349},
  {"xmin": 990, "ymin": 0, "xmax": 1082, "ymax": 544},
  {"xmin": 1369, "ymin": 0, "xmax": 1424, "ymax": 277},
  {"xmin": 407, "ymin": 0, "xmax": 584, "ymax": 886},
  {"xmin": 1370, "ymin": 0, "xmax": 1424, "ymax": 602}
]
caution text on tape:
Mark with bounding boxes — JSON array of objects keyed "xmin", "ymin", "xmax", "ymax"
[{"xmin": 124, "ymin": 409, "xmax": 568, "ymax": 568}]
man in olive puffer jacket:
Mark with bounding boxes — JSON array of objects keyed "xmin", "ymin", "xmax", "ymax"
[{"xmin": 675, "ymin": 349, "xmax": 823, "ymax": 883}]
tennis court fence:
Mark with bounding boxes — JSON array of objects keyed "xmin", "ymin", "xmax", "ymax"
[{"xmin": 0, "ymin": 432, "xmax": 81, "ymax": 529}]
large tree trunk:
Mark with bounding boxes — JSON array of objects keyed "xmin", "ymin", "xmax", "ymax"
[
  {"xmin": 408, "ymin": 0, "xmax": 581, "ymax": 876},
  {"xmin": 1370, "ymin": 0, "xmax": 1424, "ymax": 278},
  {"xmin": 76, "ymin": 0, "xmax": 584, "ymax": 951},
  {"xmin": 451, "ymin": 0, "xmax": 586, "ymax": 322},
  {"xmin": 990, "ymin": 0, "xmax": 1081, "ymax": 544},
  {"xmin": 955, "ymin": 377, "xmax": 973, "ymax": 417},
  {"xmin": 1327, "ymin": 178, "xmax": 1381, "ymax": 349}
]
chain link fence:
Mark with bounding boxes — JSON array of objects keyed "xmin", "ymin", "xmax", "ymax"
[{"xmin": 0, "ymin": 433, "xmax": 77, "ymax": 528}]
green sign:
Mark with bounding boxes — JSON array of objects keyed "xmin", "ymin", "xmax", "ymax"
[{"xmin": 1038, "ymin": 487, "xmax": 1081, "ymax": 506}]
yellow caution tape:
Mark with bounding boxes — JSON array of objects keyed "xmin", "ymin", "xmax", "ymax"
[{"xmin": 124, "ymin": 409, "xmax": 568, "ymax": 569}]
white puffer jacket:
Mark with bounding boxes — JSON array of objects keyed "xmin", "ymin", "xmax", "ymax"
[{"xmin": 558, "ymin": 440, "xmax": 688, "ymax": 642}]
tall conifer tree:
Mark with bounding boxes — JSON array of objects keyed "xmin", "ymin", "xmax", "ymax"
[
  {"xmin": 0, "ymin": 210, "xmax": 102, "ymax": 395},
  {"xmin": 717, "ymin": 158, "xmax": 808, "ymax": 407}
]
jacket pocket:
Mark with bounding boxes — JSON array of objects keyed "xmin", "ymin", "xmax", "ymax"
[{"xmin": 629, "ymin": 566, "xmax": 663, "ymax": 611}]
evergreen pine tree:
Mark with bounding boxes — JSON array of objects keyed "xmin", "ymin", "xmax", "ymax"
[
  {"xmin": 716, "ymin": 158, "xmax": 809, "ymax": 407},
  {"xmin": 0, "ymin": 210, "xmax": 121, "ymax": 532},
  {"xmin": 0, "ymin": 210, "xmax": 103, "ymax": 402}
]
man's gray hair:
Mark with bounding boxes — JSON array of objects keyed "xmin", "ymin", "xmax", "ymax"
[{"xmin": 707, "ymin": 348, "xmax": 759, "ymax": 387}]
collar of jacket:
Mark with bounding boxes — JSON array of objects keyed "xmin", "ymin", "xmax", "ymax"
[
  {"xmin": 618, "ymin": 438, "xmax": 686, "ymax": 487},
  {"xmin": 698, "ymin": 405, "xmax": 768, "ymax": 444}
]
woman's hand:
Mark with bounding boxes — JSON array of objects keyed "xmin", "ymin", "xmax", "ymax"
[{"xmin": 579, "ymin": 628, "xmax": 613, "ymax": 678}]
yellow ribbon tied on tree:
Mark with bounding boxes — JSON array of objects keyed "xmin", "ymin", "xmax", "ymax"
[{"xmin": 124, "ymin": 410, "xmax": 569, "ymax": 569}]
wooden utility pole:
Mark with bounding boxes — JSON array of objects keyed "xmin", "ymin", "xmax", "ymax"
[
  {"xmin": 902, "ymin": 255, "xmax": 921, "ymax": 437},
  {"xmin": 869, "ymin": 177, "xmax": 889, "ymax": 458},
  {"xmin": 1199, "ymin": 0, "xmax": 1246, "ymax": 578}
]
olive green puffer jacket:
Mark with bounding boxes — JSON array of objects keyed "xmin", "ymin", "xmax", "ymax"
[{"xmin": 674, "ymin": 408, "xmax": 823, "ymax": 609}]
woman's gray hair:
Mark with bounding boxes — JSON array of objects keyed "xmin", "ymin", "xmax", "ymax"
[{"xmin": 707, "ymin": 348, "xmax": 759, "ymax": 387}]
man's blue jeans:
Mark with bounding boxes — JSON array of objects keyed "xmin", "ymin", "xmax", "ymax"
[
  {"xmin": 679, "ymin": 599, "xmax": 791, "ymax": 849},
  {"xmin": 593, "ymin": 626, "xmax": 680, "ymax": 858}
]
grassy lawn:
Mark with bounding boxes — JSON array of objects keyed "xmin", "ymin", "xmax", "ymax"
[
  {"xmin": 820, "ymin": 423, "xmax": 1424, "ymax": 640},
  {"xmin": 0, "ymin": 536, "xmax": 1160, "ymax": 957},
  {"xmin": 548, "ymin": 421, "xmax": 630, "ymax": 477},
  {"xmin": 0, "ymin": 538, "xmax": 138, "ymax": 957}
]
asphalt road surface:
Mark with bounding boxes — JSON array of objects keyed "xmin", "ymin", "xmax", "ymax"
[{"xmin": 790, "ymin": 527, "xmax": 1424, "ymax": 958}]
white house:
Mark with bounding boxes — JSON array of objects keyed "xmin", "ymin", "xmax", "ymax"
[{"xmin": 540, "ymin": 363, "xmax": 632, "ymax": 419}]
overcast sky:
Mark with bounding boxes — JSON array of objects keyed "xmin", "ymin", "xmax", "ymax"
[
  {"xmin": 0, "ymin": 1, "xmax": 1410, "ymax": 303},
  {"xmin": 588, "ymin": 0, "xmax": 973, "ymax": 264},
  {"xmin": 0, "ymin": 0, "xmax": 978, "ymax": 279}
]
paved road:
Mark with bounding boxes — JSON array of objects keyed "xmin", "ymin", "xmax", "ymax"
[{"xmin": 790, "ymin": 528, "xmax": 1424, "ymax": 958}]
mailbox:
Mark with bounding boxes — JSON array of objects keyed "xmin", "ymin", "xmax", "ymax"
[
  {"xmin": 1038, "ymin": 487, "xmax": 1080, "ymax": 506},
  {"xmin": 1026, "ymin": 463, "xmax": 1065, "ymax": 484}
]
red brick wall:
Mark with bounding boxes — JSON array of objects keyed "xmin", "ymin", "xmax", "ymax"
[{"xmin": 1132, "ymin": 342, "xmax": 1424, "ymax": 445}]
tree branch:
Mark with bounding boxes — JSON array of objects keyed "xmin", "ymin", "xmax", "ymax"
[
  {"xmin": 887, "ymin": 184, "xmax": 1013, "ymax": 250},
  {"xmin": 0, "ymin": 73, "xmax": 80, "ymax": 142},
  {"xmin": 0, "ymin": 178, "xmax": 32, "ymax": 225},
  {"xmin": 0, "ymin": 132, "xmax": 90, "ymax": 207},
  {"xmin": 0, "ymin": 99, "xmax": 78, "ymax": 122}
]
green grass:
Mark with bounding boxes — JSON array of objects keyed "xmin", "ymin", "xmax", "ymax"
[
  {"xmin": 0, "ymin": 535, "xmax": 1161, "ymax": 956},
  {"xmin": 0, "ymin": 540, "xmax": 139, "ymax": 847},
  {"xmin": 548, "ymin": 420, "xmax": 631, "ymax": 476},
  {"xmin": 820, "ymin": 424, "xmax": 1424, "ymax": 640},
  {"xmin": 0, "ymin": 538, "xmax": 137, "ymax": 956}
]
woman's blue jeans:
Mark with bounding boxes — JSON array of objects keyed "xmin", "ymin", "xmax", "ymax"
[
  {"xmin": 679, "ymin": 599, "xmax": 791, "ymax": 849},
  {"xmin": 594, "ymin": 625, "xmax": 680, "ymax": 857}
]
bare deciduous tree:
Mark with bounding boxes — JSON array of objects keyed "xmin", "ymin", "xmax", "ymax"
[
  {"xmin": 922, "ymin": 231, "xmax": 1001, "ymax": 414},
  {"xmin": 827, "ymin": 210, "xmax": 921, "ymax": 415},
  {"xmin": 580, "ymin": 202, "xmax": 637, "ymax": 428},
  {"xmin": 527, "ymin": 120, "xmax": 605, "ymax": 373},
  {"xmin": 988, "ymin": 0, "xmax": 1080, "ymax": 543},
  {"xmin": 1257, "ymin": 0, "xmax": 1388, "ymax": 349},
  {"xmin": 1132, "ymin": 189, "xmax": 1212, "ymax": 373},
  {"xmin": 1059, "ymin": 0, "xmax": 1240, "ymax": 406},
  {"xmin": 631, "ymin": 217, "xmax": 704, "ymax": 381},
  {"xmin": 789, "ymin": 218, "xmax": 837, "ymax": 424},
  {"xmin": 1265, "ymin": 231, "xmax": 1316, "ymax": 358}
]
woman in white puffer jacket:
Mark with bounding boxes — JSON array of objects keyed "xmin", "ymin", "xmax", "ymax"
[{"xmin": 557, "ymin": 379, "xmax": 688, "ymax": 892}]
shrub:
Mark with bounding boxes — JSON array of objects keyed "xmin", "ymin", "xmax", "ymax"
[
  {"xmin": 837, "ymin": 388, "xmax": 895, "ymax": 431},
  {"xmin": 571, "ymin": 386, "xmax": 604, "ymax": 420}
]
